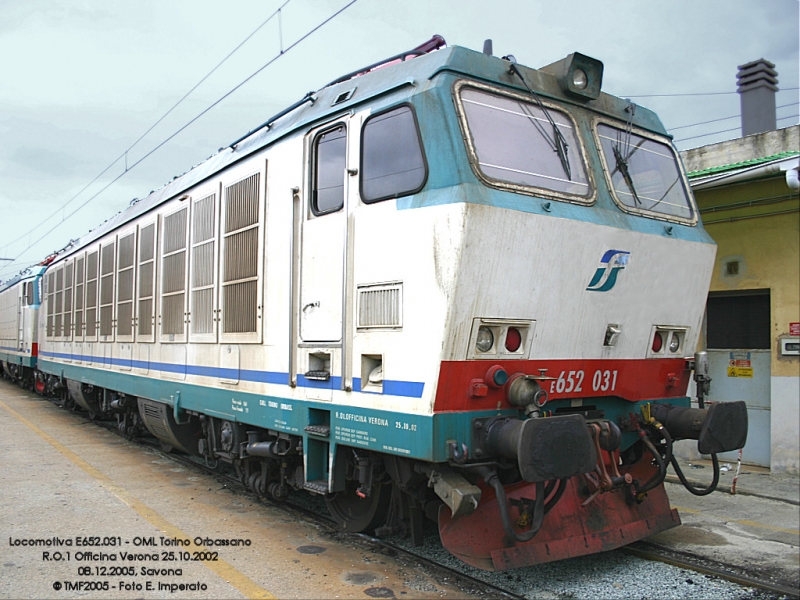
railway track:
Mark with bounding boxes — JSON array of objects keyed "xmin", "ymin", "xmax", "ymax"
[
  {"xmin": 45, "ymin": 394, "xmax": 797, "ymax": 599},
  {"xmin": 621, "ymin": 542, "xmax": 799, "ymax": 599}
]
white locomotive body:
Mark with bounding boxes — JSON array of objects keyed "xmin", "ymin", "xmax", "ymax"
[{"xmin": 12, "ymin": 38, "xmax": 747, "ymax": 570}]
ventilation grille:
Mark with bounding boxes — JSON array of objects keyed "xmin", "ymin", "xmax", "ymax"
[
  {"xmin": 118, "ymin": 233, "xmax": 135, "ymax": 270},
  {"xmin": 357, "ymin": 283, "xmax": 402, "ymax": 329},
  {"xmin": 223, "ymin": 228, "xmax": 258, "ymax": 282},
  {"xmin": 85, "ymin": 279, "xmax": 97, "ymax": 309},
  {"xmin": 192, "ymin": 243, "xmax": 214, "ymax": 288},
  {"xmin": 163, "ymin": 208, "xmax": 188, "ymax": 254},
  {"xmin": 193, "ymin": 194, "xmax": 216, "ymax": 241},
  {"xmin": 191, "ymin": 194, "xmax": 216, "ymax": 338},
  {"xmin": 74, "ymin": 309, "xmax": 83, "ymax": 338},
  {"xmin": 224, "ymin": 174, "xmax": 259, "ymax": 233},
  {"xmin": 86, "ymin": 251, "xmax": 98, "ymax": 282},
  {"xmin": 85, "ymin": 307, "xmax": 96, "ymax": 337},
  {"xmin": 162, "ymin": 294, "xmax": 185, "ymax": 335},
  {"xmin": 222, "ymin": 173, "xmax": 260, "ymax": 335},
  {"xmin": 192, "ymin": 289, "xmax": 214, "ymax": 334},
  {"xmin": 75, "ymin": 256, "xmax": 85, "ymax": 289},
  {"xmin": 63, "ymin": 262, "xmax": 73, "ymax": 338},
  {"xmin": 162, "ymin": 209, "xmax": 188, "ymax": 337},
  {"xmin": 54, "ymin": 267, "xmax": 64, "ymax": 336},
  {"xmin": 138, "ymin": 223, "xmax": 156, "ymax": 338},
  {"xmin": 117, "ymin": 303, "xmax": 132, "ymax": 337},
  {"xmin": 138, "ymin": 299, "xmax": 153, "ymax": 336},
  {"xmin": 140, "ymin": 223, "xmax": 155, "ymax": 263},
  {"xmin": 100, "ymin": 305, "xmax": 113, "ymax": 336},
  {"xmin": 224, "ymin": 280, "xmax": 257, "ymax": 333},
  {"xmin": 162, "ymin": 253, "xmax": 186, "ymax": 294},
  {"xmin": 46, "ymin": 272, "xmax": 55, "ymax": 337},
  {"xmin": 101, "ymin": 243, "xmax": 115, "ymax": 277},
  {"xmin": 118, "ymin": 269, "xmax": 134, "ymax": 303}
]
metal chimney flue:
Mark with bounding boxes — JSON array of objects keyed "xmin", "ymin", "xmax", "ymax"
[{"xmin": 737, "ymin": 59, "xmax": 778, "ymax": 136}]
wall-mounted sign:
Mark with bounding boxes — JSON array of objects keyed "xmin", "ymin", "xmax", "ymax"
[
  {"xmin": 790, "ymin": 322, "xmax": 800, "ymax": 337},
  {"xmin": 727, "ymin": 351, "xmax": 754, "ymax": 378}
]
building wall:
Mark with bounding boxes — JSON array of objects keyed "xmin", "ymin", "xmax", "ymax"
[{"xmin": 695, "ymin": 175, "xmax": 799, "ymax": 473}]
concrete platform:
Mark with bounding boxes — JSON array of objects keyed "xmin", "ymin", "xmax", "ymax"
[
  {"xmin": 0, "ymin": 381, "xmax": 475, "ymax": 599},
  {"xmin": 2, "ymin": 378, "xmax": 798, "ymax": 598},
  {"xmin": 647, "ymin": 457, "xmax": 799, "ymax": 593}
]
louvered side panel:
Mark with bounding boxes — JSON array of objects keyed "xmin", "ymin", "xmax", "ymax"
[
  {"xmin": 137, "ymin": 222, "xmax": 157, "ymax": 341},
  {"xmin": 221, "ymin": 170, "xmax": 261, "ymax": 342},
  {"xmin": 161, "ymin": 209, "xmax": 188, "ymax": 342}
]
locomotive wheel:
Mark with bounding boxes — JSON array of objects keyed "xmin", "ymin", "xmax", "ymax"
[{"xmin": 326, "ymin": 480, "xmax": 391, "ymax": 533}]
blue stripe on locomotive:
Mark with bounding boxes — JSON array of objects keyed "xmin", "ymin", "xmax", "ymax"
[{"xmin": 40, "ymin": 356, "xmax": 688, "ymax": 462}]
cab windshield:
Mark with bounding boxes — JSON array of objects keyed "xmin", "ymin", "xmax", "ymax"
[
  {"xmin": 596, "ymin": 123, "xmax": 694, "ymax": 221},
  {"xmin": 458, "ymin": 85, "xmax": 591, "ymax": 199}
]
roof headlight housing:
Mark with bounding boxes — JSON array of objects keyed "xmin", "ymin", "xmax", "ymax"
[{"xmin": 540, "ymin": 52, "xmax": 604, "ymax": 101}]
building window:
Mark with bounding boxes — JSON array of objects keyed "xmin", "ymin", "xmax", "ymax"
[{"xmin": 707, "ymin": 290, "xmax": 770, "ymax": 349}]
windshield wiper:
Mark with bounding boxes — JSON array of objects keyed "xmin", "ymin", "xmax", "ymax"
[
  {"xmin": 509, "ymin": 63, "xmax": 572, "ymax": 181},
  {"xmin": 612, "ymin": 144, "xmax": 641, "ymax": 205}
]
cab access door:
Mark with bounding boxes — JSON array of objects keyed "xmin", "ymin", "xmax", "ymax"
[{"xmin": 298, "ymin": 114, "xmax": 360, "ymax": 399}]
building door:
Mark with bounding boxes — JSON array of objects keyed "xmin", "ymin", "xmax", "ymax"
[{"xmin": 705, "ymin": 290, "xmax": 771, "ymax": 467}]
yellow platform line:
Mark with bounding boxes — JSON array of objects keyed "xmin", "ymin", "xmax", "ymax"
[
  {"xmin": 673, "ymin": 505, "xmax": 800, "ymax": 536},
  {"xmin": 0, "ymin": 399, "xmax": 276, "ymax": 600}
]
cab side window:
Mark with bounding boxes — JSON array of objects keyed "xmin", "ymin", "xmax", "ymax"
[{"xmin": 360, "ymin": 105, "xmax": 426, "ymax": 203}]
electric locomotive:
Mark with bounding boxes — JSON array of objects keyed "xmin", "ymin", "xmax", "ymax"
[
  {"xmin": 0, "ymin": 266, "xmax": 45, "ymax": 388},
  {"xmin": 11, "ymin": 36, "xmax": 748, "ymax": 571}
]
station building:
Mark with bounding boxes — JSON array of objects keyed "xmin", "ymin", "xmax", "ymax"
[{"xmin": 679, "ymin": 59, "xmax": 799, "ymax": 473}]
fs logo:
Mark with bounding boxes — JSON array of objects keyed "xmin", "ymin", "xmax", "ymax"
[{"xmin": 586, "ymin": 250, "xmax": 630, "ymax": 292}]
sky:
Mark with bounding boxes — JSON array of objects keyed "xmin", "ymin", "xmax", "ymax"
[{"xmin": 0, "ymin": 0, "xmax": 798, "ymax": 282}]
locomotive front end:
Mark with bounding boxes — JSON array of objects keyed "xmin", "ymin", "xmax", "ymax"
[{"xmin": 422, "ymin": 47, "xmax": 749, "ymax": 570}]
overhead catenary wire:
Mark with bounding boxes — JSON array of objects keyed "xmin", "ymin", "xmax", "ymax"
[
  {"xmin": 668, "ymin": 102, "xmax": 799, "ymax": 131},
  {"xmin": 674, "ymin": 114, "xmax": 800, "ymax": 143},
  {"xmin": 623, "ymin": 87, "xmax": 799, "ymax": 98},
  {"xmin": 0, "ymin": 0, "xmax": 358, "ymax": 280},
  {"xmin": 1, "ymin": 0, "xmax": 293, "ymax": 259}
]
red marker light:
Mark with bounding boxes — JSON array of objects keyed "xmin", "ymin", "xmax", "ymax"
[
  {"xmin": 652, "ymin": 332, "xmax": 663, "ymax": 353},
  {"xmin": 505, "ymin": 327, "xmax": 522, "ymax": 352}
]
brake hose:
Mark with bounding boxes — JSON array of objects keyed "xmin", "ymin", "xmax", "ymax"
[
  {"xmin": 637, "ymin": 424, "xmax": 673, "ymax": 495},
  {"xmin": 670, "ymin": 452, "xmax": 720, "ymax": 496}
]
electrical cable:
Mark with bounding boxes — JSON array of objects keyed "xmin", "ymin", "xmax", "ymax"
[
  {"xmin": 1, "ymin": 0, "xmax": 357, "ymax": 280},
  {"xmin": 674, "ymin": 114, "xmax": 799, "ymax": 143},
  {"xmin": 624, "ymin": 87, "xmax": 798, "ymax": 98},
  {"xmin": 668, "ymin": 102, "xmax": 799, "ymax": 131}
]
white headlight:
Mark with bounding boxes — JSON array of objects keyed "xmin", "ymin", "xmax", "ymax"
[
  {"xmin": 572, "ymin": 68, "xmax": 588, "ymax": 90},
  {"xmin": 669, "ymin": 333, "xmax": 681, "ymax": 353},
  {"xmin": 476, "ymin": 326, "xmax": 494, "ymax": 353}
]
